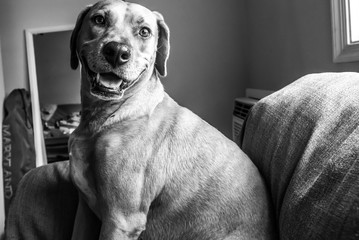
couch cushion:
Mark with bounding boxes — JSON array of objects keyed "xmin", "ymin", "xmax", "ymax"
[
  {"xmin": 241, "ymin": 72, "xmax": 359, "ymax": 240},
  {"xmin": 5, "ymin": 161, "xmax": 79, "ymax": 240}
]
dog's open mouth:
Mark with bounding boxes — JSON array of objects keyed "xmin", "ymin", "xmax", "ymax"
[
  {"xmin": 91, "ymin": 72, "xmax": 130, "ymax": 100},
  {"xmin": 82, "ymin": 57, "xmax": 146, "ymax": 101}
]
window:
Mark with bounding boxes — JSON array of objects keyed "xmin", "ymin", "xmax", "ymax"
[
  {"xmin": 331, "ymin": 0, "xmax": 359, "ymax": 62},
  {"xmin": 347, "ymin": 0, "xmax": 359, "ymax": 43}
]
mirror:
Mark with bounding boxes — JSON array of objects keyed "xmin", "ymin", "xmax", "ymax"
[
  {"xmin": 25, "ymin": 25, "xmax": 80, "ymax": 166},
  {"xmin": 331, "ymin": 0, "xmax": 359, "ymax": 62}
]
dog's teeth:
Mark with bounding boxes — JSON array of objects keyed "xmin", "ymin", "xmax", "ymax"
[
  {"xmin": 120, "ymin": 81, "xmax": 128, "ymax": 90},
  {"xmin": 96, "ymin": 73, "xmax": 100, "ymax": 83}
]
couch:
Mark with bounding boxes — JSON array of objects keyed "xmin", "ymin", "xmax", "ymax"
[
  {"xmin": 5, "ymin": 72, "xmax": 359, "ymax": 239},
  {"xmin": 240, "ymin": 72, "xmax": 359, "ymax": 239}
]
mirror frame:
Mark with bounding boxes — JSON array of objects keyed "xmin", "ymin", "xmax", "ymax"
[
  {"xmin": 25, "ymin": 25, "xmax": 74, "ymax": 167},
  {"xmin": 331, "ymin": 0, "xmax": 359, "ymax": 63},
  {"xmin": 0, "ymin": 39, "xmax": 6, "ymax": 236}
]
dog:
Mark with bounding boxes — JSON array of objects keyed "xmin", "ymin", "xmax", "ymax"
[{"xmin": 69, "ymin": 0, "xmax": 275, "ymax": 239}]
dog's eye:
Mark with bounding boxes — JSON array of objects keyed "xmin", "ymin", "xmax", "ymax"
[
  {"xmin": 139, "ymin": 27, "xmax": 151, "ymax": 38},
  {"xmin": 93, "ymin": 15, "xmax": 106, "ymax": 25}
]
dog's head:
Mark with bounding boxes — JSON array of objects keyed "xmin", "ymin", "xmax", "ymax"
[{"xmin": 70, "ymin": 0, "xmax": 169, "ymax": 101}]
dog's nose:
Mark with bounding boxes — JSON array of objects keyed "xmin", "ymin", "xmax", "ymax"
[{"xmin": 103, "ymin": 42, "xmax": 131, "ymax": 67}]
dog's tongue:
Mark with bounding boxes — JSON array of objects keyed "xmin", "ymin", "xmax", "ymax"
[{"xmin": 98, "ymin": 73, "xmax": 122, "ymax": 89}]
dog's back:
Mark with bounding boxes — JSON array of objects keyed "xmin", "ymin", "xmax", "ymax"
[{"xmin": 91, "ymin": 93, "xmax": 275, "ymax": 239}]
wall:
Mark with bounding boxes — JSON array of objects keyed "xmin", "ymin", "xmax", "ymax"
[
  {"xmin": 245, "ymin": 0, "xmax": 359, "ymax": 91},
  {"xmin": 0, "ymin": 0, "xmax": 246, "ymax": 138}
]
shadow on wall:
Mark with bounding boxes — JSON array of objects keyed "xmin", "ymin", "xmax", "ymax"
[
  {"xmin": 245, "ymin": 0, "xmax": 359, "ymax": 91},
  {"xmin": 133, "ymin": 0, "xmax": 247, "ymax": 138}
]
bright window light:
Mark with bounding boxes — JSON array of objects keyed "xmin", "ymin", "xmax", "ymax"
[{"xmin": 348, "ymin": 0, "xmax": 359, "ymax": 43}]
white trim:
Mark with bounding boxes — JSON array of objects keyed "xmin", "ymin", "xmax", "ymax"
[
  {"xmin": 0, "ymin": 38, "xmax": 6, "ymax": 238},
  {"xmin": 25, "ymin": 25, "xmax": 74, "ymax": 167},
  {"xmin": 331, "ymin": 0, "xmax": 359, "ymax": 63},
  {"xmin": 26, "ymin": 25, "xmax": 74, "ymax": 35}
]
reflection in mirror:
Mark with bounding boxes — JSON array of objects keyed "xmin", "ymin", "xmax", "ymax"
[
  {"xmin": 25, "ymin": 26, "xmax": 80, "ymax": 166},
  {"xmin": 34, "ymin": 31, "xmax": 80, "ymax": 105},
  {"xmin": 331, "ymin": 0, "xmax": 359, "ymax": 62}
]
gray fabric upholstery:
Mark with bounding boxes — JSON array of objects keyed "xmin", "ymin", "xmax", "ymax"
[
  {"xmin": 241, "ymin": 72, "xmax": 359, "ymax": 240},
  {"xmin": 5, "ymin": 161, "xmax": 79, "ymax": 240}
]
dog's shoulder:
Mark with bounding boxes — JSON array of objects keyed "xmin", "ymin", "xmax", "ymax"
[
  {"xmin": 151, "ymin": 94, "xmax": 208, "ymax": 135},
  {"xmin": 153, "ymin": 93, "xmax": 238, "ymax": 151}
]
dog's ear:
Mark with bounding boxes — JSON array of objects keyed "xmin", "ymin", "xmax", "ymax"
[
  {"xmin": 70, "ymin": 5, "xmax": 93, "ymax": 70},
  {"xmin": 153, "ymin": 11, "xmax": 170, "ymax": 77}
]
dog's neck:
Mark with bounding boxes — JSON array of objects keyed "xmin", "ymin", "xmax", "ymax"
[{"xmin": 79, "ymin": 69, "xmax": 164, "ymax": 133}]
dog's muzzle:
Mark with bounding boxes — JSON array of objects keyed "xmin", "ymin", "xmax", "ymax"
[
  {"xmin": 83, "ymin": 59, "xmax": 146, "ymax": 101},
  {"xmin": 91, "ymin": 72, "xmax": 131, "ymax": 100}
]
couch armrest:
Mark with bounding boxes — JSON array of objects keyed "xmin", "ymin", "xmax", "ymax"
[
  {"xmin": 241, "ymin": 72, "xmax": 359, "ymax": 240},
  {"xmin": 5, "ymin": 161, "xmax": 82, "ymax": 239}
]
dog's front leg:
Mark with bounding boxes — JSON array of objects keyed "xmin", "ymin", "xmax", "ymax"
[
  {"xmin": 98, "ymin": 206, "xmax": 147, "ymax": 240},
  {"xmin": 73, "ymin": 197, "xmax": 144, "ymax": 240},
  {"xmin": 95, "ymin": 167, "xmax": 152, "ymax": 240},
  {"xmin": 99, "ymin": 214, "xmax": 146, "ymax": 240}
]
